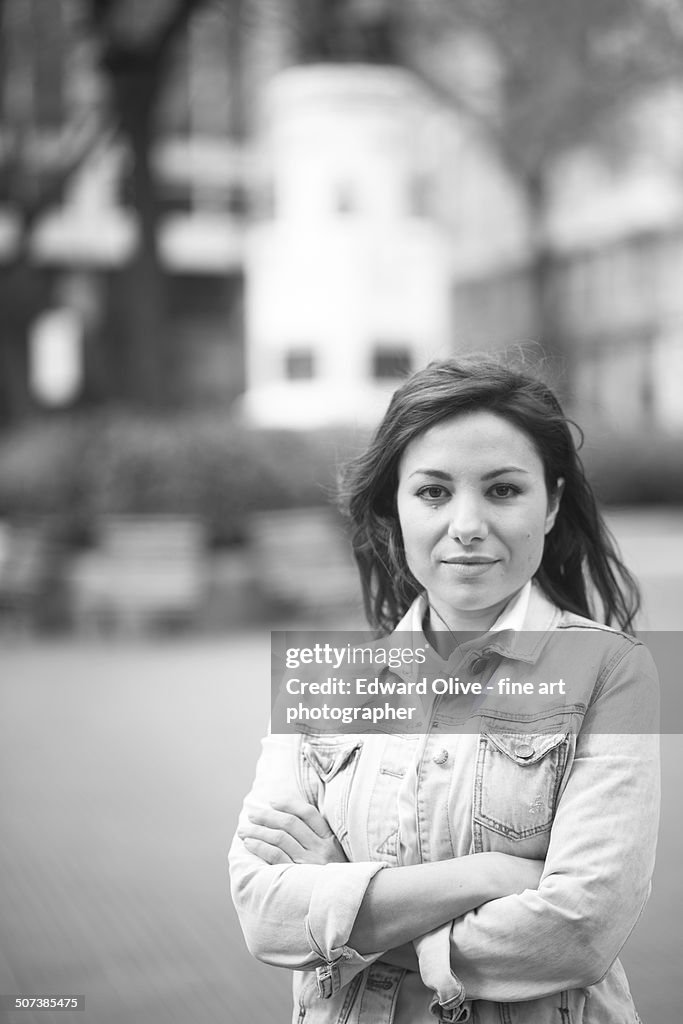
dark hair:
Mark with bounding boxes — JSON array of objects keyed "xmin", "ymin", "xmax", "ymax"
[{"xmin": 340, "ymin": 355, "xmax": 640, "ymax": 634}]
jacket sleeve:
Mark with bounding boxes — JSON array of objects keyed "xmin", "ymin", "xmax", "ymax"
[
  {"xmin": 228, "ymin": 728, "xmax": 386, "ymax": 997},
  {"xmin": 435, "ymin": 640, "xmax": 660, "ymax": 1005}
]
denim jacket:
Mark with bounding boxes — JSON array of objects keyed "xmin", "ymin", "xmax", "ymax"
[{"xmin": 229, "ymin": 583, "xmax": 660, "ymax": 1024}]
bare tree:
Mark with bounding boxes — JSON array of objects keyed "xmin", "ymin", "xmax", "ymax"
[
  {"xmin": 408, "ymin": 0, "xmax": 683, "ymax": 377},
  {"xmin": 85, "ymin": 0, "xmax": 213, "ymax": 406},
  {"xmin": 0, "ymin": 0, "xmax": 105, "ymax": 423},
  {"xmin": 0, "ymin": 0, "xmax": 225, "ymax": 420}
]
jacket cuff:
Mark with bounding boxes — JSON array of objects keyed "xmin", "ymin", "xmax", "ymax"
[
  {"xmin": 305, "ymin": 861, "xmax": 387, "ymax": 998},
  {"xmin": 415, "ymin": 926, "xmax": 470, "ymax": 1021}
]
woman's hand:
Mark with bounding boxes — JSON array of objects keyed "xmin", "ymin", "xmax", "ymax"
[{"xmin": 238, "ymin": 796, "xmax": 347, "ymax": 865}]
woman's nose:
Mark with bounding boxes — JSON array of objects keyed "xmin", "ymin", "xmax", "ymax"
[{"xmin": 446, "ymin": 498, "xmax": 488, "ymax": 545}]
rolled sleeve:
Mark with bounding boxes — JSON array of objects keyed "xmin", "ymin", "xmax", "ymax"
[
  {"xmin": 414, "ymin": 926, "xmax": 469, "ymax": 1020},
  {"xmin": 306, "ymin": 860, "xmax": 388, "ymax": 996},
  {"xmin": 229, "ymin": 729, "xmax": 388, "ymax": 995}
]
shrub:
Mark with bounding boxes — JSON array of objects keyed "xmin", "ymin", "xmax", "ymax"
[
  {"xmin": 0, "ymin": 416, "xmax": 95, "ymax": 541},
  {"xmin": 580, "ymin": 428, "xmax": 683, "ymax": 506},
  {"xmin": 0, "ymin": 410, "xmax": 365, "ymax": 545}
]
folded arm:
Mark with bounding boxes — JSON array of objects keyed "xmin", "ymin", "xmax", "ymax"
[{"xmin": 230, "ymin": 731, "xmax": 543, "ymax": 992}]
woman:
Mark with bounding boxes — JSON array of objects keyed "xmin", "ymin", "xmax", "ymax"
[{"xmin": 229, "ymin": 357, "xmax": 659, "ymax": 1023}]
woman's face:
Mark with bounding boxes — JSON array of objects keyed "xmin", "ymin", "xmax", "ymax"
[{"xmin": 396, "ymin": 410, "xmax": 563, "ymax": 633}]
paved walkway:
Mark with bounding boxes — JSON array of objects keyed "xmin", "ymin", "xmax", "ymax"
[
  {"xmin": 0, "ymin": 638, "xmax": 292, "ymax": 1024},
  {"xmin": 606, "ymin": 508, "xmax": 683, "ymax": 628}
]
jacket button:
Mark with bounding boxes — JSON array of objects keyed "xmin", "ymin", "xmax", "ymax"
[
  {"xmin": 515, "ymin": 742, "xmax": 534, "ymax": 759},
  {"xmin": 433, "ymin": 748, "xmax": 449, "ymax": 765},
  {"xmin": 470, "ymin": 657, "xmax": 488, "ymax": 674}
]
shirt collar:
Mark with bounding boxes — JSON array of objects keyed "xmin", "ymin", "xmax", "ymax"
[
  {"xmin": 396, "ymin": 579, "xmax": 531, "ymax": 636},
  {"xmin": 389, "ymin": 579, "xmax": 559, "ymax": 681},
  {"xmin": 487, "ymin": 580, "xmax": 531, "ymax": 632}
]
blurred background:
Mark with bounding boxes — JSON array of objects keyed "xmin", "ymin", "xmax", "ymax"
[{"xmin": 0, "ymin": 0, "xmax": 682, "ymax": 1021}]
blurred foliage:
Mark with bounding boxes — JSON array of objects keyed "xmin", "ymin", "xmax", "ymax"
[
  {"xmin": 0, "ymin": 411, "xmax": 364, "ymax": 546},
  {"xmin": 581, "ymin": 428, "xmax": 683, "ymax": 506}
]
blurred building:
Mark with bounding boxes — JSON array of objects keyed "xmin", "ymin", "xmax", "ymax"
[
  {"xmin": 1, "ymin": 1, "xmax": 682, "ymax": 430},
  {"xmin": 450, "ymin": 121, "xmax": 683, "ymax": 431},
  {"xmin": 242, "ymin": 66, "xmax": 452, "ymax": 427}
]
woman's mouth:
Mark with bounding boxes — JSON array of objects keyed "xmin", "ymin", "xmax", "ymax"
[{"xmin": 441, "ymin": 557, "xmax": 499, "ymax": 577}]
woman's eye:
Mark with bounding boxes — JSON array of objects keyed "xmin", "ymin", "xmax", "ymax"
[
  {"xmin": 417, "ymin": 485, "xmax": 447, "ymax": 501},
  {"xmin": 490, "ymin": 483, "xmax": 519, "ymax": 499}
]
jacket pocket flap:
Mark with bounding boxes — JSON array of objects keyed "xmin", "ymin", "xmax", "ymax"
[
  {"xmin": 303, "ymin": 741, "xmax": 362, "ymax": 782},
  {"xmin": 484, "ymin": 731, "xmax": 567, "ymax": 765}
]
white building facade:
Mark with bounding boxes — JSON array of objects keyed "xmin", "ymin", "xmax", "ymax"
[{"xmin": 242, "ymin": 66, "xmax": 454, "ymax": 427}]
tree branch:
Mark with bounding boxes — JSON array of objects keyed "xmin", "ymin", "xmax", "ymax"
[
  {"xmin": 87, "ymin": 0, "xmax": 118, "ymax": 33},
  {"xmin": 3, "ymin": 116, "xmax": 113, "ymax": 266},
  {"xmin": 148, "ymin": 0, "xmax": 211, "ymax": 67}
]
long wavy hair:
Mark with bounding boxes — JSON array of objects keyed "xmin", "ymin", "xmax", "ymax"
[{"xmin": 339, "ymin": 356, "xmax": 640, "ymax": 635}]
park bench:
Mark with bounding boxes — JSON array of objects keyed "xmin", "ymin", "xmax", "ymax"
[
  {"xmin": 0, "ymin": 520, "xmax": 59, "ymax": 632},
  {"xmin": 67, "ymin": 515, "xmax": 207, "ymax": 633},
  {"xmin": 249, "ymin": 507, "xmax": 359, "ymax": 617}
]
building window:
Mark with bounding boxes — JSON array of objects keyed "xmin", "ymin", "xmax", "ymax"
[
  {"xmin": 409, "ymin": 175, "xmax": 433, "ymax": 218},
  {"xmin": 159, "ymin": 183, "xmax": 194, "ymax": 215},
  {"xmin": 285, "ymin": 348, "xmax": 315, "ymax": 380},
  {"xmin": 334, "ymin": 182, "xmax": 357, "ymax": 214},
  {"xmin": 372, "ymin": 345, "xmax": 412, "ymax": 380},
  {"xmin": 226, "ymin": 183, "xmax": 250, "ymax": 218},
  {"xmin": 253, "ymin": 181, "xmax": 275, "ymax": 220}
]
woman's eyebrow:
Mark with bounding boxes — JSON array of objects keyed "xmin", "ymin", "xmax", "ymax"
[
  {"xmin": 409, "ymin": 466, "xmax": 532, "ymax": 481},
  {"xmin": 481, "ymin": 466, "xmax": 530, "ymax": 480},
  {"xmin": 409, "ymin": 466, "xmax": 531, "ymax": 480},
  {"xmin": 408, "ymin": 468, "xmax": 452, "ymax": 480}
]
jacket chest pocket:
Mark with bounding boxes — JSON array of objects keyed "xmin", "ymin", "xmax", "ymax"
[
  {"xmin": 473, "ymin": 730, "xmax": 569, "ymax": 843},
  {"xmin": 301, "ymin": 738, "xmax": 363, "ymax": 848}
]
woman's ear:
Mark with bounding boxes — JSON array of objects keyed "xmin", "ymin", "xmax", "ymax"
[{"xmin": 545, "ymin": 477, "xmax": 565, "ymax": 534}]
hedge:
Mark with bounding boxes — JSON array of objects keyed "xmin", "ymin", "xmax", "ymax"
[{"xmin": 0, "ymin": 410, "xmax": 364, "ymax": 546}]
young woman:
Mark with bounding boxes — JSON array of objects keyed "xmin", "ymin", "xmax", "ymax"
[{"xmin": 229, "ymin": 357, "xmax": 659, "ymax": 1023}]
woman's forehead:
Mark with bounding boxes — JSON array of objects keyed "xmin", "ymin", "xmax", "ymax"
[{"xmin": 398, "ymin": 411, "xmax": 542, "ymax": 472}]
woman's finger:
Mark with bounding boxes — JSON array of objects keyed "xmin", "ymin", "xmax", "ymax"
[
  {"xmin": 270, "ymin": 797, "xmax": 336, "ymax": 839},
  {"xmin": 241, "ymin": 836, "xmax": 292, "ymax": 865},
  {"xmin": 246, "ymin": 804, "xmax": 322, "ymax": 849},
  {"xmin": 238, "ymin": 820, "xmax": 304, "ymax": 861},
  {"xmin": 243, "ymin": 799, "xmax": 346, "ymax": 863},
  {"xmin": 240, "ymin": 814, "xmax": 346, "ymax": 865}
]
